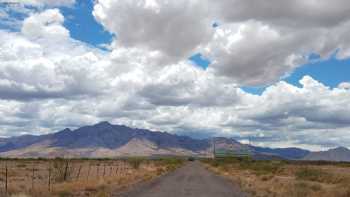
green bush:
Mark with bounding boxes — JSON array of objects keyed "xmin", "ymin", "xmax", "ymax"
[{"xmin": 159, "ymin": 158, "xmax": 184, "ymax": 171}]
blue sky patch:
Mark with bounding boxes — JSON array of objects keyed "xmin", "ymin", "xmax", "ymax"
[
  {"xmin": 308, "ymin": 53, "xmax": 321, "ymax": 61},
  {"xmin": 189, "ymin": 53, "xmax": 210, "ymax": 69},
  {"xmin": 0, "ymin": 3, "xmax": 32, "ymax": 31},
  {"xmin": 242, "ymin": 55, "xmax": 350, "ymax": 95},
  {"xmin": 241, "ymin": 86, "xmax": 267, "ymax": 95},
  {"xmin": 60, "ymin": 0, "xmax": 113, "ymax": 47},
  {"xmin": 285, "ymin": 56, "xmax": 350, "ymax": 89}
]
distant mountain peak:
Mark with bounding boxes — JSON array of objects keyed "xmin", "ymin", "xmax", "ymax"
[
  {"xmin": 61, "ymin": 128, "xmax": 72, "ymax": 132},
  {"xmin": 92, "ymin": 121, "xmax": 115, "ymax": 130},
  {"xmin": 314, "ymin": 146, "xmax": 350, "ymax": 153},
  {"xmin": 53, "ymin": 128, "xmax": 72, "ymax": 136},
  {"xmin": 331, "ymin": 146, "xmax": 349, "ymax": 151},
  {"xmin": 95, "ymin": 121, "xmax": 112, "ymax": 127}
]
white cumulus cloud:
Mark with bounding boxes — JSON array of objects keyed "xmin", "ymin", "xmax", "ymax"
[{"xmin": 0, "ymin": 3, "xmax": 350, "ymax": 150}]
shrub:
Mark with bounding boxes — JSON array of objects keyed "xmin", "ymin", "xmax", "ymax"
[
  {"xmin": 10, "ymin": 194, "xmax": 30, "ymax": 197},
  {"xmin": 57, "ymin": 191, "xmax": 73, "ymax": 197},
  {"xmin": 292, "ymin": 181, "xmax": 312, "ymax": 197},
  {"xmin": 238, "ymin": 160, "xmax": 282, "ymax": 175},
  {"xmin": 260, "ymin": 175, "xmax": 274, "ymax": 181},
  {"xmin": 159, "ymin": 158, "xmax": 184, "ymax": 171},
  {"xmin": 16, "ymin": 163, "xmax": 27, "ymax": 168},
  {"xmin": 96, "ymin": 191, "xmax": 109, "ymax": 197},
  {"xmin": 295, "ymin": 167, "xmax": 346, "ymax": 184},
  {"xmin": 126, "ymin": 157, "xmax": 144, "ymax": 169}
]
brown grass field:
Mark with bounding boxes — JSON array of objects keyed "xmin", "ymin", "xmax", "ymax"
[
  {"xmin": 0, "ymin": 158, "xmax": 183, "ymax": 197},
  {"xmin": 203, "ymin": 158, "xmax": 350, "ymax": 197}
]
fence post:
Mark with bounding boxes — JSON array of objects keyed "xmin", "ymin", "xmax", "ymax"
[
  {"xmin": 63, "ymin": 160, "xmax": 69, "ymax": 181},
  {"xmin": 87, "ymin": 164, "xmax": 91, "ymax": 180},
  {"xmin": 5, "ymin": 163, "xmax": 8, "ymax": 194},
  {"xmin": 97, "ymin": 165, "xmax": 99, "ymax": 178},
  {"xmin": 76, "ymin": 165, "xmax": 82, "ymax": 181},
  {"xmin": 103, "ymin": 164, "xmax": 106, "ymax": 177},
  {"xmin": 48, "ymin": 165, "xmax": 51, "ymax": 192},
  {"xmin": 121, "ymin": 162, "xmax": 124, "ymax": 175},
  {"xmin": 32, "ymin": 167, "xmax": 35, "ymax": 191}
]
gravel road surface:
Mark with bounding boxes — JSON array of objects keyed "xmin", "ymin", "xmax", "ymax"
[{"xmin": 117, "ymin": 161, "xmax": 247, "ymax": 197}]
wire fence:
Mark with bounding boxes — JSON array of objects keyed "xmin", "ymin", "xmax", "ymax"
[{"xmin": 0, "ymin": 159, "xmax": 134, "ymax": 195}]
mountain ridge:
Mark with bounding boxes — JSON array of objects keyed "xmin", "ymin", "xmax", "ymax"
[
  {"xmin": 2, "ymin": 121, "xmax": 345, "ymax": 161},
  {"xmin": 0, "ymin": 122, "xmax": 211, "ymax": 158},
  {"xmin": 303, "ymin": 146, "xmax": 350, "ymax": 162}
]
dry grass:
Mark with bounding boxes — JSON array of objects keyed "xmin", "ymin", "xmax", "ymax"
[
  {"xmin": 0, "ymin": 158, "xmax": 184, "ymax": 197},
  {"xmin": 203, "ymin": 158, "xmax": 350, "ymax": 197},
  {"xmin": 295, "ymin": 167, "xmax": 348, "ymax": 184}
]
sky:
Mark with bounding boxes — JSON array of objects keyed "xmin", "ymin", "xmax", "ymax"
[{"xmin": 0, "ymin": 0, "xmax": 350, "ymax": 151}]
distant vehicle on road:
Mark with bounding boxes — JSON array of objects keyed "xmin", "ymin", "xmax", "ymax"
[{"xmin": 188, "ymin": 157, "xmax": 195, "ymax": 161}]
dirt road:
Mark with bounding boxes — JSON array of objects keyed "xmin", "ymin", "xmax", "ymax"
[{"xmin": 117, "ymin": 161, "xmax": 247, "ymax": 197}]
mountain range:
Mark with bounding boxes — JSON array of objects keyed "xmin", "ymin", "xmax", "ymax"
[
  {"xmin": 0, "ymin": 121, "xmax": 349, "ymax": 161},
  {"xmin": 303, "ymin": 147, "xmax": 350, "ymax": 162}
]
